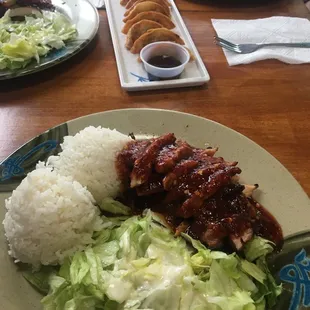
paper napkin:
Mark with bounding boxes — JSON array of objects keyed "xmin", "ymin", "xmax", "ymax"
[{"xmin": 212, "ymin": 17, "xmax": 310, "ymax": 66}]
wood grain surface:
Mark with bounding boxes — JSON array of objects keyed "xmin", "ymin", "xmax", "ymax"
[{"xmin": 0, "ymin": 0, "xmax": 310, "ymax": 195}]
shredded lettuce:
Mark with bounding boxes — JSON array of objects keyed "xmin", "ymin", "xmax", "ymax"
[
  {"xmin": 23, "ymin": 266, "xmax": 55, "ymax": 294},
  {"xmin": 24, "ymin": 210, "xmax": 281, "ymax": 310},
  {"xmin": 0, "ymin": 10, "xmax": 76, "ymax": 70},
  {"xmin": 99, "ymin": 198, "xmax": 132, "ymax": 216},
  {"xmin": 243, "ymin": 236, "xmax": 275, "ymax": 262}
]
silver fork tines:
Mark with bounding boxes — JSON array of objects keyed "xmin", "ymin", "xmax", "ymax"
[
  {"xmin": 215, "ymin": 41, "xmax": 241, "ymax": 53},
  {"xmin": 214, "ymin": 36, "xmax": 310, "ymax": 54}
]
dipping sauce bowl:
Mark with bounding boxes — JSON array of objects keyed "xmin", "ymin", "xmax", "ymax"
[{"xmin": 140, "ymin": 41, "xmax": 190, "ymax": 81}]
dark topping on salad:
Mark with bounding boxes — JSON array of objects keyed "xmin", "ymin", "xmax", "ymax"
[
  {"xmin": 116, "ymin": 133, "xmax": 283, "ymax": 251},
  {"xmin": 16, "ymin": 0, "xmax": 54, "ymax": 10},
  {"xmin": 0, "ymin": 0, "xmax": 54, "ymax": 17}
]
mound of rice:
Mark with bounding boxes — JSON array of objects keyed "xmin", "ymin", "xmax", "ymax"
[
  {"xmin": 46, "ymin": 126, "xmax": 132, "ymax": 203},
  {"xmin": 3, "ymin": 167, "xmax": 103, "ymax": 266}
]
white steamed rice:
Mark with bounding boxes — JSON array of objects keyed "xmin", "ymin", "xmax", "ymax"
[
  {"xmin": 3, "ymin": 167, "xmax": 103, "ymax": 266},
  {"xmin": 46, "ymin": 126, "xmax": 132, "ymax": 203}
]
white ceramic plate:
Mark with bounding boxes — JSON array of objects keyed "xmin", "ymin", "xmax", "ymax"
[
  {"xmin": 0, "ymin": 0, "xmax": 99, "ymax": 80},
  {"xmin": 0, "ymin": 109, "xmax": 309, "ymax": 309},
  {"xmin": 105, "ymin": 0, "xmax": 210, "ymax": 91}
]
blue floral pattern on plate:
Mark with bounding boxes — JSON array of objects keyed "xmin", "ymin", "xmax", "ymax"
[
  {"xmin": 0, "ymin": 123, "xmax": 68, "ymax": 192},
  {"xmin": 280, "ymin": 249, "xmax": 310, "ymax": 310},
  {"xmin": 269, "ymin": 231, "xmax": 310, "ymax": 310},
  {"xmin": 1, "ymin": 140, "xmax": 58, "ymax": 181},
  {"xmin": 130, "ymin": 72, "xmax": 149, "ymax": 82}
]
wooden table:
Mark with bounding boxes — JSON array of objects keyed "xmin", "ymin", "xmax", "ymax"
[{"xmin": 0, "ymin": 0, "xmax": 310, "ymax": 195}]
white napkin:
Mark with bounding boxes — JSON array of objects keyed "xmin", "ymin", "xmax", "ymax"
[{"xmin": 212, "ymin": 17, "xmax": 310, "ymax": 66}]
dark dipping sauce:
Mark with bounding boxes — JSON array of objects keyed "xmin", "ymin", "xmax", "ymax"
[
  {"xmin": 116, "ymin": 137, "xmax": 284, "ymax": 252},
  {"xmin": 147, "ymin": 55, "xmax": 182, "ymax": 81}
]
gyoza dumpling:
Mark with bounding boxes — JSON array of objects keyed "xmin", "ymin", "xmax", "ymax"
[
  {"xmin": 126, "ymin": 0, "xmax": 171, "ymax": 10},
  {"xmin": 126, "ymin": 20, "xmax": 163, "ymax": 50},
  {"xmin": 130, "ymin": 28, "xmax": 184, "ymax": 53},
  {"xmin": 125, "ymin": 0, "xmax": 170, "ymax": 16},
  {"xmin": 123, "ymin": 2, "xmax": 170, "ymax": 22},
  {"xmin": 122, "ymin": 12, "xmax": 175, "ymax": 34}
]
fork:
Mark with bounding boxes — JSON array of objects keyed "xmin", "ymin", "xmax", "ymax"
[{"xmin": 214, "ymin": 36, "xmax": 310, "ymax": 54}]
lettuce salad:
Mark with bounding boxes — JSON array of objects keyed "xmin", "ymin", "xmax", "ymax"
[
  {"xmin": 24, "ymin": 205, "xmax": 281, "ymax": 310},
  {"xmin": 0, "ymin": 9, "xmax": 76, "ymax": 70}
]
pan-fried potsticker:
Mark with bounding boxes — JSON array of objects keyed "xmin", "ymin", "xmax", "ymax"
[
  {"xmin": 126, "ymin": 20, "xmax": 163, "ymax": 49},
  {"xmin": 126, "ymin": 0, "xmax": 171, "ymax": 11},
  {"xmin": 130, "ymin": 28, "xmax": 184, "ymax": 53},
  {"xmin": 123, "ymin": 2, "xmax": 170, "ymax": 22},
  {"xmin": 125, "ymin": 0, "xmax": 170, "ymax": 16},
  {"xmin": 125, "ymin": 0, "xmax": 170, "ymax": 15},
  {"xmin": 122, "ymin": 11, "xmax": 175, "ymax": 34}
]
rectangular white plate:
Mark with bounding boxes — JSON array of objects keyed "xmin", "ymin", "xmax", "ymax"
[{"xmin": 105, "ymin": 0, "xmax": 210, "ymax": 91}]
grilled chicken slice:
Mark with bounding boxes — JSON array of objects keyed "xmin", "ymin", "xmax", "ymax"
[{"xmin": 130, "ymin": 133, "xmax": 176, "ymax": 187}]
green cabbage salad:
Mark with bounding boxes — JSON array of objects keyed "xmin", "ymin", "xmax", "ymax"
[
  {"xmin": 24, "ymin": 206, "xmax": 281, "ymax": 310},
  {"xmin": 0, "ymin": 9, "xmax": 77, "ymax": 70}
]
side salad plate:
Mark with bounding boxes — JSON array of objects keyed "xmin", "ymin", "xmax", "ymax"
[
  {"xmin": 0, "ymin": 0, "xmax": 99, "ymax": 80},
  {"xmin": 0, "ymin": 109, "xmax": 309, "ymax": 310}
]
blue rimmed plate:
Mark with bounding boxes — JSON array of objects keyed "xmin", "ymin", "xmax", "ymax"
[
  {"xmin": 0, "ymin": 108, "xmax": 309, "ymax": 309},
  {"xmin": 0, "ymin": 0, "xmax": 99, "ymax": 80}
]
